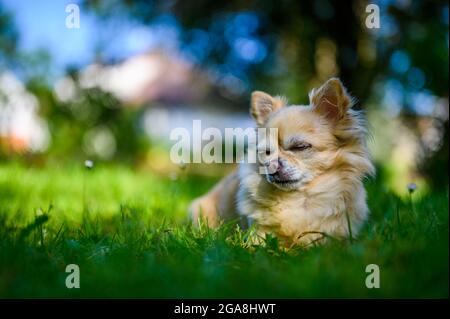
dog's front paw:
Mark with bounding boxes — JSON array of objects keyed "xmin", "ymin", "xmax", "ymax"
[{"xmin": 189, "ymin": 196, "xmax": 220, "ymax": 228}]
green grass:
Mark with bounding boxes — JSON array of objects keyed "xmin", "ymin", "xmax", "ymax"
[{"xmin": 0, "ymin": 161, "xmax": 448, "ymax": 298}]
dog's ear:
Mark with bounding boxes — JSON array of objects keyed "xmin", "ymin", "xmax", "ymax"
[
  {"xmin": 309, "ymin": 78, "xmax": 353, "ymax": 122},
  {"xmin": 250, "ymin": 91, "xmax": 286, "ymax": 125}
]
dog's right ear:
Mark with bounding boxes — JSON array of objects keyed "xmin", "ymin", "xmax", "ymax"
[{"xmin": 250, "ymin": 91, "xmax": 286, "ymax": 125}]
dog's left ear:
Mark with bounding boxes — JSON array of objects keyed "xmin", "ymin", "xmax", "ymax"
[
  {"xmin": 251, "ymin": 91, "xmax": 286, "ymax": 125},
  {"xmin": 309, "ymin": 78, "xmax": 353, "ymax": 122}
]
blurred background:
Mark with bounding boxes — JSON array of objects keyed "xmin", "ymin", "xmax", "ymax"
[{"xmin": 0, "ymin": 0, "xmax": 448, "ymax": 194}]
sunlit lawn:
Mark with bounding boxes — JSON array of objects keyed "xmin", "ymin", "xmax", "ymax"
[{"xmin": 0, "ymin": 161, "xmax": 448, "ymax": 298}]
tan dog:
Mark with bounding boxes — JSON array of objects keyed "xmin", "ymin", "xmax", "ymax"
[{"xmin": 190, "ymin": 78, "xmax": 374, "ymax": 247}]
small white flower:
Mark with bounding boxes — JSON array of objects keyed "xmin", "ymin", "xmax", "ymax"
[
  {"xmin": 407, "ymin": 183, "xmax": 417, "ymax": 193},
  {"xmin": 84, "ymin": 160, "xmax": 94, "ymax": 169}
]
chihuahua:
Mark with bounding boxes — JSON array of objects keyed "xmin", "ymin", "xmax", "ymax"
[{"xmin": 189, "ymin": 78, "xmax": 374, "ymax": 247}]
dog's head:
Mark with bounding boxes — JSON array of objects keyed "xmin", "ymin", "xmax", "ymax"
[{"xmin": 251, "ymin": 78, "xmax": 374, "ymax": 191}]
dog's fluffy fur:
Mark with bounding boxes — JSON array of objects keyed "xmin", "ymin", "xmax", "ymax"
[{"xmin": 190, "ymin": 78, "xmax": 374, "ymax": 247}]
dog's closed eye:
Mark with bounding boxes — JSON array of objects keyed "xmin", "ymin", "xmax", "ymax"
[{"xmin": 289, "ymin": 142, "xmax": 312, "ymax": 151}]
